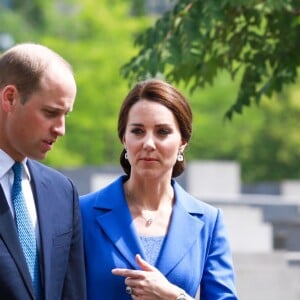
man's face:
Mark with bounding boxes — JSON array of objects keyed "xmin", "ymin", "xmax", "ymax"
[{"xmin": 2, "ymin": 67, "xmax": 76, "ymax": 161}]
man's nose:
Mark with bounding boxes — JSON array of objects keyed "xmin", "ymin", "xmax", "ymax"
[{"xmin": 52, "ymin": 116, "xmax": 65, "ymax": 136}]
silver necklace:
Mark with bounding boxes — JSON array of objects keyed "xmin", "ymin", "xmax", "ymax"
[
  {"xmin": 140, "ymin": 212, "xmax": 154, "ymax": 227},
  {"xmin": 125, "ymin": 189, "xmax": 160, "ymax": 227}
]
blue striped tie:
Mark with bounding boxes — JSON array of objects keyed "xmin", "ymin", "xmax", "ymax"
[{"xmin": 12, "ymin": 162, "xmax": 41, "ymax": 299}]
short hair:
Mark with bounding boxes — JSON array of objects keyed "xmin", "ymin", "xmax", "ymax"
[
  {"xmin": 0, "ymin": 43, "xmax": 73, "ymax": 103},
  {"xmin": 118, "ymin": 79, "xmax": 193, "ymax": 178}
]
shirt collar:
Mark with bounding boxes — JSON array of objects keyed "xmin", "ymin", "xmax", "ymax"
[{"xmin": 0, "ymin": 149, "xmax": 30, "ymax": 180}]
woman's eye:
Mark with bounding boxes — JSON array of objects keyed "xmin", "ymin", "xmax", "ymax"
[
  {"xmin": 158, "ymin": 128, "xmax": 170, "ymax": 135},
  {"xmin": 131, "ymin": 128, "xmax": 144, "ymax": 135}
]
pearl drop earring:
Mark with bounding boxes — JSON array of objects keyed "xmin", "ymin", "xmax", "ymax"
[{"xmin": 177, "ymin": 152, "xmax": 184, "ymax": 162}]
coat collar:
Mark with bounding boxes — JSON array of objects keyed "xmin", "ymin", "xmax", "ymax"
[
  {"xmin": 92, "ymin": 175, "xmax": 205, "ymax": 213},
  {"xmin": 92, "ymin": 176, "xmax": 205, "ymax": 275}
]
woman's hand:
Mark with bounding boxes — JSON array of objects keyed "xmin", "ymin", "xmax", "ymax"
[{"xmin": 112, "ymin": 254, "xmax": 184, "ymax": 300}]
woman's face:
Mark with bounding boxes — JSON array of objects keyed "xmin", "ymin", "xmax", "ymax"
[{"xmin": 123, "ymin": 100, "xmax": 186, "ymax": 180}]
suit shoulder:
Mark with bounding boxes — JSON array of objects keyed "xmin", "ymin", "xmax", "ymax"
[{"xmin": 27, "ymin": 160, "xmax": 72, "ymax": 184}]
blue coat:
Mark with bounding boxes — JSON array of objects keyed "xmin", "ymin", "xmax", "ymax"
[
  {"xmin": 80, "ymin": 175, "xmax": 238, "ymax": 300},
  {"xmin": 0, "ymin": 159, "xmax": 86, "ymax": 300}
]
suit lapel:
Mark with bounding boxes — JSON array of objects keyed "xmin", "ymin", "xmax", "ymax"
[
  {"xmin": 93, "ymin": 177, "xmax": 144, "ymax": 269},
  {"xmin": 96, "ymin": 204, "xmax": 144, "ymax": 268},
  {"xmin": 0, "ymin": 184, "xmax": 35, "ymax": 299},
  {"xmin": 27, "ymin": 161, "xmax": 50, "ymax": 296}
]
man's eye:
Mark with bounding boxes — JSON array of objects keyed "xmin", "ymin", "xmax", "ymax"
[{"xmin": 44, "ymin": 110, "xmax": 58, "ymax": 117}]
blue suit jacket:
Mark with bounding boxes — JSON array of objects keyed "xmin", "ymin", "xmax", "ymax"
[
  {"xmin": 80, "ymin": 175, "xmax": 238, "ymax": 300},
  {"xmin": 0, "ymin": 160, "xmax": 86, "ymax": 300}
]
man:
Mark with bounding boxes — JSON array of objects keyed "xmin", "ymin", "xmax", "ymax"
[{"xmin": 0, "ymin": 43, "xmax": 86, "ymax": 299}]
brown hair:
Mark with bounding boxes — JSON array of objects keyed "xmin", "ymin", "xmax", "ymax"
[
  {"xmin": 118, "ymin": 79, "xmax": 192, "ymax": 178},
  {"xmin": 0, "ymin": 43, "xmax": 73, "ymax": 103}
]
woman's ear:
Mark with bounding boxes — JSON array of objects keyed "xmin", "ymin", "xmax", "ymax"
[{"xmin": 179, "ymin": 140, "xmax": 187, "ymax": 152}]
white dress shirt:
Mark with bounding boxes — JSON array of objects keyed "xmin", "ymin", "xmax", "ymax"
[{"xmin": 0, "ymin": 149, "xmax": 40, "ymax": 242}]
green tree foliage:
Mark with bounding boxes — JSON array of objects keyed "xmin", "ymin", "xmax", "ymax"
[
  {"xmin": 0, "ymin": 0, "xmax": 150, "ymax": 167},
  {"xmin": 2, "ymin": 0, "xmax": 300, "ymax": 183},
  {"xmin": 121, "ymin": 0, "xmax": 300, "ymax": 119},
  {"xmin": 40, "ymin": 0, "xmax": 151, "ymax": 167},
  {"xmin": 11, "ymin": 0, "xmax": 47, "ymax": 27},
  {"xmin": 184, "ymin": 72, "xmax": 300, "ymax": 182}
]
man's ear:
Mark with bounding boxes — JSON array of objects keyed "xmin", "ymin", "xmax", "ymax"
[{"xmin": 1, "ymin": 85, "xmax": 18, "ymax": 112}]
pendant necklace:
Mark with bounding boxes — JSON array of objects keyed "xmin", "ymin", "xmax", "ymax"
[
  {"xmin": 140, "ymin": 212, "xmax": 154, "ymax": 227},
  {"xmin": 125, "ymin": 189, "xmax": 157, "ymax": 227}
]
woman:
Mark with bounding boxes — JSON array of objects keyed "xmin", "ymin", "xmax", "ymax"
[{"xmin": 80, "ymin": 79, "xmax": 238, "ymax": 299}]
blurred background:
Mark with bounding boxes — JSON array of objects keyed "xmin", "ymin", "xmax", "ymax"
[{"xmin": 1, "ymin": 0, "xmax": 300, "ymax": 298}]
